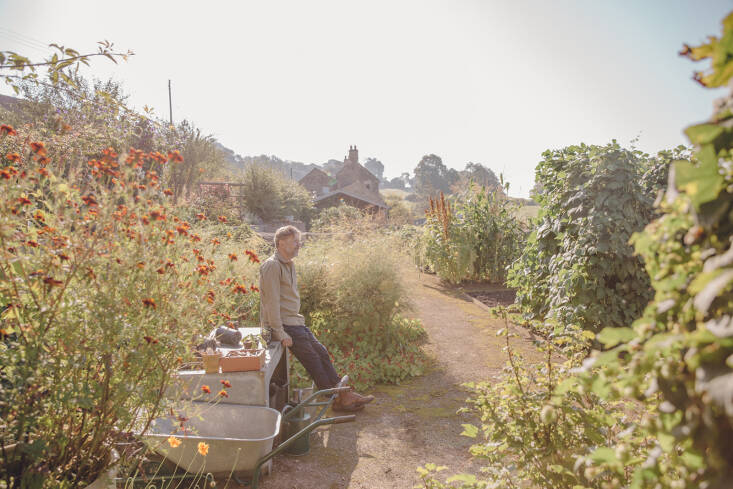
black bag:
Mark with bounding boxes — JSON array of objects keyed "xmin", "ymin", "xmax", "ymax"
[{"xmin": 214, "ymin": 326, "xmax": 242, "ymax": 347}]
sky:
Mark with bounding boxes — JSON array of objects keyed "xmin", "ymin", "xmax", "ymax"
[{"xmin": 1, "ymin": 0, "xmax": 732, "ymax": 197}]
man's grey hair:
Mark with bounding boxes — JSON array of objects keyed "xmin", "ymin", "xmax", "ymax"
[{"xmin": 274, "ymin": 225, "xmax": 301, "ymax": 248}]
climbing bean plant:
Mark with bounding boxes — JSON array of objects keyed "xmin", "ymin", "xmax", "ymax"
[{"xmin": 507, "ymin": 142, "xmax": 675, "ymax": 334}]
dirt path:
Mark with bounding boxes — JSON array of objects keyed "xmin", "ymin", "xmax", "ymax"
[{"xmin": 256, "ymin": 270, "xmax": 543, "ymax": 489}]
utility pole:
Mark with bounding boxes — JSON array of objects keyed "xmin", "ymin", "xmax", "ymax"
[{"xmin": 168, "ymin": 79, "xmax": 173, "ymax": 126}]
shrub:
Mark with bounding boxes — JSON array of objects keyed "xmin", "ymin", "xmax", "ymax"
[
  {"xmin": 507, "ymin": 142, "xmax": 674, "ymax": 334},
  {"xmin": 294, "ymin": 232, "xmax": 427, "ymax": 390},
  {"xmin": 238, "ymin": 163, "xmax": 314, "ymax": 224},
  {"xmin": 0, "ymin": 127, "xmax": 260, "ymax": 487},
  {"xmin": 422, "ymin": 186, "xmax": 526, "ymax": 284}
]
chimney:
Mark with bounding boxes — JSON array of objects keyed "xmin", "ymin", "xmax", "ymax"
[{"xmin": 348, "ymin": 145, "xmax": 358, "ymax": 164}]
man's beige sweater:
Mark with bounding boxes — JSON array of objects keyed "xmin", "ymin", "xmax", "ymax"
[{"xmin": 259, "ymin": 251, "xmax": 305, "ymax": 342}]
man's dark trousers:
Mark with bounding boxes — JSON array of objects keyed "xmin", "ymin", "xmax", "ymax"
[{"xmin": 283, "ymin": 325, "xmax": 341, "ymax": 390}]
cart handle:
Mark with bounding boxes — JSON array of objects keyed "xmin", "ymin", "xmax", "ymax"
[{"xmin": 250, "ymin": 414, "xmax": 356, "ymax": 488}]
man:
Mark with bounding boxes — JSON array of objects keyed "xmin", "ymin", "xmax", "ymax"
[{"xmin": 259, "ymin": 225, "xmax": 374, "ymax": 412}]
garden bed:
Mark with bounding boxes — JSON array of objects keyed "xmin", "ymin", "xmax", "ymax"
[{"xmin": 464, "ymin": 288, "xmax": 516, "ymax": 308}]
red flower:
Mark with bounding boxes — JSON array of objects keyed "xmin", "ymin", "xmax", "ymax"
[
  {"xmin": 245, "ymin": 250, "xmax": 260, "ymax": 263},
  {"xmin": 176, "ymin": 225, "xmax": 189, "ymax": 236},
  {"xmin": 250, "ymin": 285, "xmax": 259, "ymax": 292},
  {"xmin": 211, "ymin": 238, "xmax": 220, "ymax": 246},
  {"xmin": 201, "ymin": 385, "xmax": 211, "ymax": 394},
  {"xmin": 142, "ymin": 298, "xmax": 157, "ymax": 309},
  {"xmin": 156, "ymin": 267, "xmax": 165, "ymax": 274},
  {"xmin": 38, "ymin": 168, "xmax": 49, "ymax": 177},
  {"xmin": 196, "ymin": 213, "xmax": 206, "ymax": 220},
  {"xmin": 190, "ymin": 233, "xmax": 201, "ymax": 242},
  {"xmin": 228, "ymin": 253, "xmax": 237, "ymax": 261},
  {"xmin": 38, "ymin": 156, "xmax": 50, "ymax": 166},
  {"xmin": 220, "ymin": 379, "xmax": 231, "ymax": 388},
  {"xmin": 218, "ymin": 389, "xmax": 229, "ymax": 398},
  {"xmin": 17, "ymin": 196, "xmax": 32, "ymax": 205},
  {"xmin": 6, "ymin": 152, "xmax": 20, "ymax": 162},
  {"xmin": 233, "ymin": 283, "xmax": 248, "ymax": 294},
  {"xmin": 163, "ymin": 188, "xmax": 173, "ymax": 196},
  {"xmin": 0, "ymin": 124, "xmax": 17, "ymax": 136},
  {"xmin": 144, "ymin": 335, "xmax": 158, "ymax": 344},
  {"xmin": 167, "ymin": 150, "xmax": 184, "ymax": 163},
  {"xmin": 26, "ymin": 240, "xmax": 39, "ymax": 248},
  {"xmin": 217, "ymin": 215, "xmax": 227, "ymax": 223},
  {"xmin": 29, "ymin": 141, "xmax": 47, "ymax": 156},
  {"xmin": 58, "ymin": 253, "xmax": 70, "ymax": 261}
]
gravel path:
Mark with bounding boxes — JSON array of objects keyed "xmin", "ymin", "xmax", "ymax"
[{"xmin": 252, "ymin": 270, "xmax": 542, "ymax": 489}]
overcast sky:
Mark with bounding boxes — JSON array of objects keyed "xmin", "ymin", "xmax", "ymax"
[{"xmin": 1, "ymin": 0, "xmax": 731, "ymax": 196}]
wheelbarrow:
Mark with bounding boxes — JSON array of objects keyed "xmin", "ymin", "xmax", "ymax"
[{"xmin": 127, "ymin": 386, "xmax": 354, "ymax": 488}]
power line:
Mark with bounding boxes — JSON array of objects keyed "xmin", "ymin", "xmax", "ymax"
[{"xmin": 0, "ymin": 26, "xmax": 49, "ymax": 50}]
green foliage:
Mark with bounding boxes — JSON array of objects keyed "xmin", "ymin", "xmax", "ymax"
[
  {"xmin": 573, "ymin": 14, "xmax": 733, "ymax": 488},
  {"xmin": 416, "ymin": 314, "xmax": 637, "ymax": 489},
  {"xmin": 0, "ymin": 129, "xmax": 260, "ymax": 487},
  {"xmin": 294, "ymin": 233, "xmax": 427, "ymax": 390},
  {"xmin": 238, "ymin": 163, "xmax": 314, "ymax": 223},
  {"xmin": 507, "ymin": 142, "xmax": 674, "ymax": 334},
  {"xmin": 422, "ymin": 186, "xmax": 526, "ymax": 284}
]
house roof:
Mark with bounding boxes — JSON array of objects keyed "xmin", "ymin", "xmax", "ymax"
[
  {"xmin": 299, "ymin": 167, "xmax": 330, "ymax": 182},
  {"xmin": 336, "ymin": 160, "xmax": 379, "ymax": 183},
  {"xmin": 315, "ymin": 180, "xmax": 387, "ymax": 209}
]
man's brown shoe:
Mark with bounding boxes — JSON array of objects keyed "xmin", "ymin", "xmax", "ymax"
[{"xmin": 332, "ymin": 388, "xmax": 374, "ymax": 412}]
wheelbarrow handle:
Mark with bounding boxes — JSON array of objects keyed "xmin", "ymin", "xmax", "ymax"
[
  {"xmin": 250, "ymin": 413, "xmax": 356, "ymax": 488},
  {"xmin": 281, "ymin": 386, "xmax": 351, "ymax": 423},
  {"xmin": 325, "ymin": 414, "xmax": 356, "ymax": 424}
]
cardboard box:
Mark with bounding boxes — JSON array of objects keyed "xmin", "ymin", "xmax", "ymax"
[{"xmin": 220, "ymin": 349, "xmax": 265, "ymax": 372}]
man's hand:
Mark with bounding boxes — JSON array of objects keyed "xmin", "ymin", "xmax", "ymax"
[{"xmin": 281, "ymin": 337, "xmax": 293, "ymax": 348}]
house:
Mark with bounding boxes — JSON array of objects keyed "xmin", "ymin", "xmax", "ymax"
[{"xmin": 299, "ymin": 146, "xmax": 387, "ymax": 212}]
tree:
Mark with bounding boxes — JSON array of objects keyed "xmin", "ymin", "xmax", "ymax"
[
  {"xmin": 464, "ymin": 162, "xmax": 500, "ymax": 190},
  {"xmin": 388, "ymin": 177, "xmax": 405, "ymax": 189},
  {"xmin": 364, "ymin": 157, "xmax": 385, "ymax": 180},
  {"xmin": 413, "ymin": 154, "xmax": 458, "ymax": 196},
  {"xmin": 322, "ymin": 158, "xmax": 344, "ymax": 176}
]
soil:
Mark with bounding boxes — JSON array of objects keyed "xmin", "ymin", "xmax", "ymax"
[{"xmin": 239, "ymin": 269, "xmax": 543, "ymax": 489}]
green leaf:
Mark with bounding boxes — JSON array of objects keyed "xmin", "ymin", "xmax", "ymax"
[
  {"xmin": 684, "ymin": 123, "xmax": 724, "ymax": 145},
  {"xmin": 590, "ymin": 446, "xmax": 619, "ymax": 465},
  {"xmin": 460, "ymin": 423, "xmax": 478, "ymax": 438},
  {"xmin": 447, "ymin": 473, "xmax": 478, "ymax": 484},
  {"xmin": 597, "ymin": 327, "xmax": 635, "ymax": 348},
  {"xmin": 681, "ymin": 450, "xmax": 704, "ymax": 469}
]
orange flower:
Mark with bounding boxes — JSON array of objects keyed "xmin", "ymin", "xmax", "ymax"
[
  {"xmin": 233, "ymin": 283, "xmax": 248, "ymax": 294},
  {"xmin": 245, "ymin": 250, "xmax": 260, "ymax": 263},
  {"xmin": 167, "ymin": 150, "xmax": 184, "ymax": 163},
  {"xmin": 43, "ymin": 276, "xmax": 64, "ymax": 287},
  {"xmin": 38, "ymin": 156, "xmax": 50, "ymax": 166},
  {"xmin": 163, "ymin": 188, "xmax": 173, "ymax": 196},
  {"xmin": 197, "ymin": 442, "xmax": 209, "ymax": 456},
  {"xmin": 220, "ymin": 379, "xmax": 231, "ymax": 388},
  {"xmin": 217, "ymin": 215, "xmax": 227, "ymax": 223},
  {"xmin": 201, "ymin": 385, "xmax": 211, "ymax": 394},
  {"xmin": 38, "ymin": 168, "xmax": 49, "ymax": 177},
  {"xmin": 0, "ymin": 124, "xmax": 17, "ymax": 136},
  {"xmin": 6, "ymin": 152, "xmax": 20, "ymax": 162},
  {"xmin": 250, "ymin": 285, "xmax": 259, "ymax": 292},
  {"xmin": 167, "ymin": 436, "xmax": 181, "ymax": 448},
  {"xmin": 218, "ymin": 389, "xmax": 229, "ymax": 398},
  {"xmin": 211, "ymin": 238, "xmax": 220, "ymax": 246},
  {"xmin": 142, "ymin": 298, "xmax": 156, "ymax": 309},
  {"xmin": 228, "ymin": 253, "xmax": 237, "ymax": 261},
  {"xmin": 190, "ymin": 233, "xmax": 201, "ymax": 243},
  {"xmin": 29, "ymin": 141, "xmax": 47, "ymax": 156},
  {"xmin": 81, "ymin": 195, "xmax": 98, "ymax": 206},
  {"xmin": 195, "ymin": 213, "xmax": 206, "ymax": 220},
  {"xmin": 143, "ymin": 335, "xmax": 158, "ymax": 344}
]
